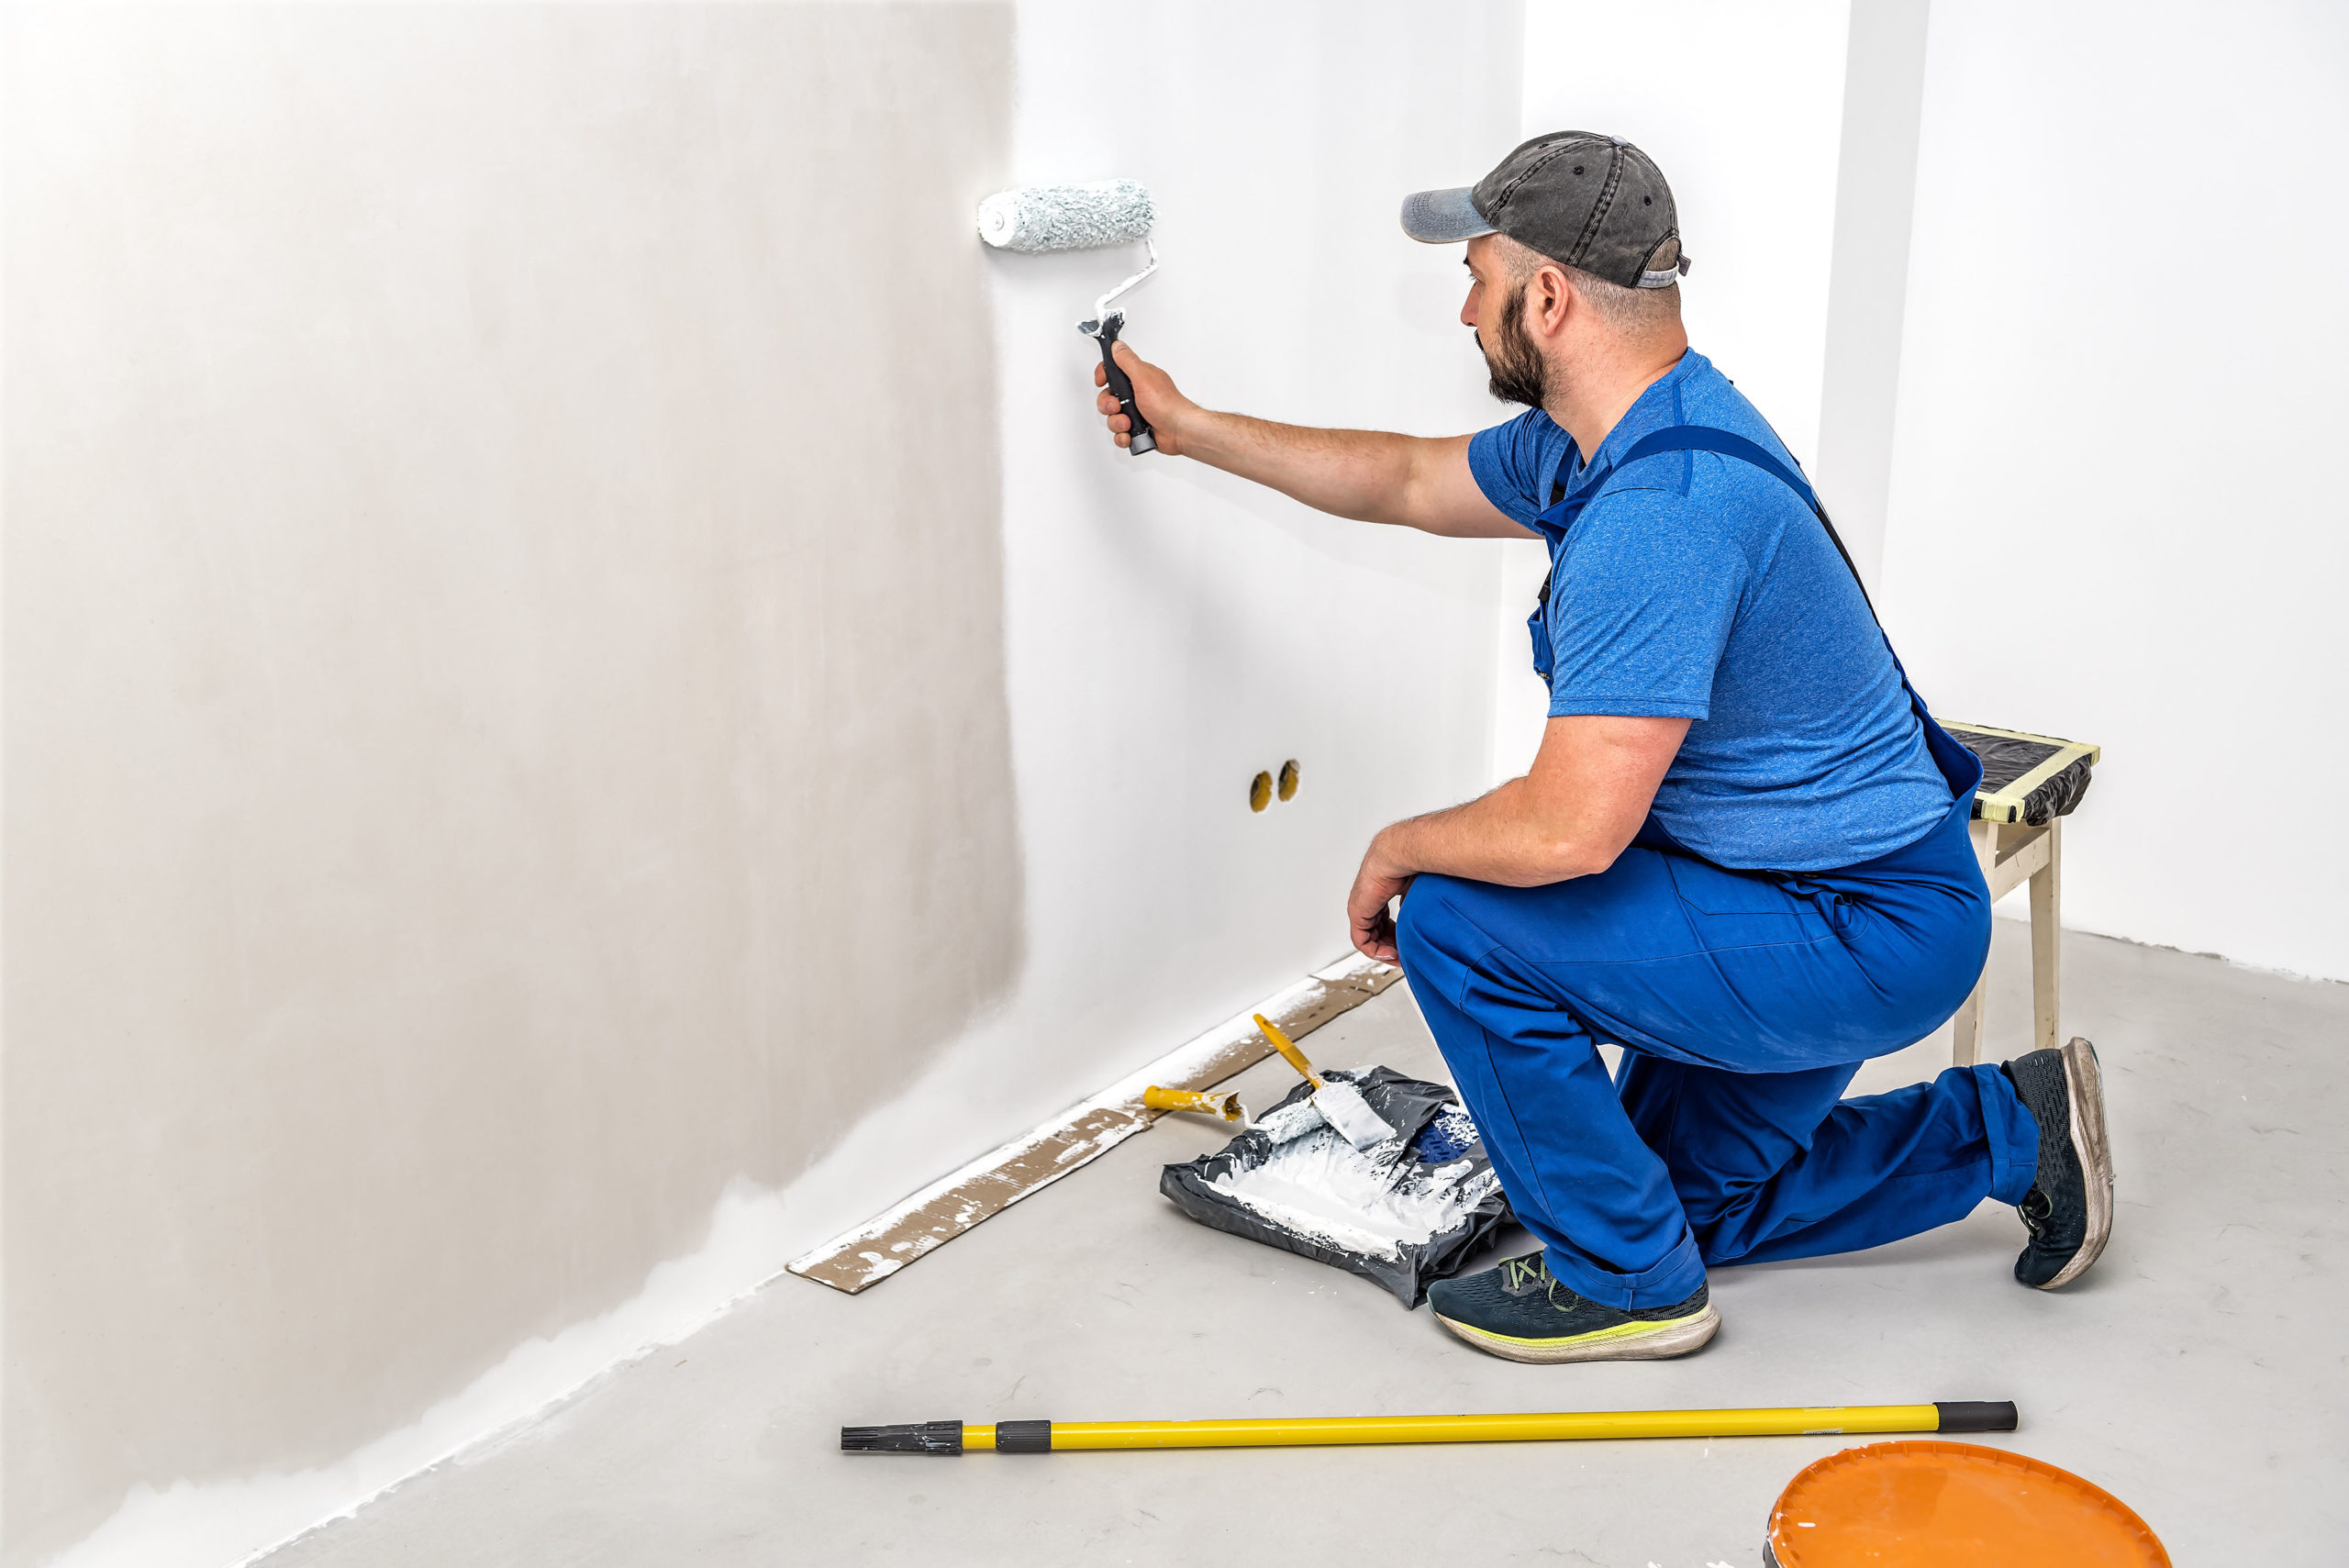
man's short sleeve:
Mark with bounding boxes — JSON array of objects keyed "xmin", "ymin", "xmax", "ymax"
[
  {"xmin": 1544, "ymin": 488, "xmax": 1751, "ymax": 720},
  {"xmin": 1466, "ymin": 410, "xmax": 1566, "ymax": 529}
]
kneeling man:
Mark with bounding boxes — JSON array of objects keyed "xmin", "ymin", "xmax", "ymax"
[{"xmin": 1095, "ymin": 133, "xmax": 2114, "ymax": 1362}]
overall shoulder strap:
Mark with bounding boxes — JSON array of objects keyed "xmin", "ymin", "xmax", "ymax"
[{"xmin": 1542, "ymin": 434, "xmax": 1577, "ymax": 507}]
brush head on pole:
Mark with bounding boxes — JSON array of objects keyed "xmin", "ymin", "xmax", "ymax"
[{"xmin": 976, "ymin": 180, "xmax": 1154, "ymax": 253}]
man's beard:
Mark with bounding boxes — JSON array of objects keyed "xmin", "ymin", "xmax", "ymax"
[{"xmin": 1479, "ymin": 281, "xmax": 1549, "ymax": 408}]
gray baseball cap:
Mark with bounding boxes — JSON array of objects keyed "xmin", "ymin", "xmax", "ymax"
[{"xmin": 1401, "ymin": 131, "xmax": 1690, "ymax": 290}]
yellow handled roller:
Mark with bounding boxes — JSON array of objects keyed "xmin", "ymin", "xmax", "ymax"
[
  {"xmin": 1141, "ymin": 1085, "xmax": 1246, "ymax": 1123},
  {"xmin": 841, "ymin": 1401, "xmax": 2019, "ymax": 1455}
]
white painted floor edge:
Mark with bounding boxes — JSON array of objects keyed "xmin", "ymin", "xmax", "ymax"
[{"xmin": 45, "ymin": 955, "xmax": 1386, "ymax": 1568}]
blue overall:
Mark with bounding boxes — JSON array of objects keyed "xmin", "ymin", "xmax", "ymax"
[{"xmin": 1397, "ymin": 428, "xmax": 2039, "ymax": 1309}]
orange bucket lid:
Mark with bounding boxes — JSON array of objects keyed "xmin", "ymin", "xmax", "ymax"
[{"xmin": 1765, "ymin": 1440, "xmax": 2168, "ymax": 1567}]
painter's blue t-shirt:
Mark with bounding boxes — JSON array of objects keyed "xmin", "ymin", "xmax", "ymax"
[{"xmin": 1468, "ymin": 350, "xmax": 1952, "ymax": 872}]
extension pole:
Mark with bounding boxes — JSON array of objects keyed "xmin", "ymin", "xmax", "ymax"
[{"xmin": 841, "ymin": 1401, "xmax": 2017, "ymax": 1455}]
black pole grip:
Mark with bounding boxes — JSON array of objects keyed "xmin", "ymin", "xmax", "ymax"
[
  {"xmin": 1933, "ymin": 1400, "xmax": 2020, "ymax": 1433},
  {"xmin": 995, "ymin": 1419, "xmax": 1052, "ymax": 1453},
  {"xmin": 1096, "ymin": 317, "xmax": 1156, "ymax": 455},
  {"xmin": 841, "ymin": 1420, "xmax": 963, "ymax": 1454}
]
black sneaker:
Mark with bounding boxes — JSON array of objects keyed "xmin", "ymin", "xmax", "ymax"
[
  {"xmin": 1426, "ymin": 1251, "xmax": 1719, "ymax": 1364},
  {"xmin": 2001, "ymin": 1037, "xmax": 2114, "ymax": 1289}
]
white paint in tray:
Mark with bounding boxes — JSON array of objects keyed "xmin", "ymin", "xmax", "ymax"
[{"xmin": 1208, "ymin": 1095, "xmax": 1498, "ymax": 1261}]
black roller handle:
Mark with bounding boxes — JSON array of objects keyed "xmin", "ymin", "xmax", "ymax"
[{"xmin": 1094, "ymin": 315, "xmax": 1156, "ymax": 455}]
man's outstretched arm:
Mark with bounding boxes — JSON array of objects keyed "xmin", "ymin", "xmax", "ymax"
[
  {"xmin": 1095, "ymin": 340, "xmax": 1534, "ymax": 540},
  {"xmin": 1347, "ymin": 714, "xmax": 1691, "ymax": 962}
]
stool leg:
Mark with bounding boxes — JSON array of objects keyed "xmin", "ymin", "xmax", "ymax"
[
  {"xmin": 1951, "ymin": 818, "xmax": 1998, "ymax": 1067},
  {"xmin": 2029, "ymin": 817, "xmax": 2063, "ymax": 1056},
  {"xmin": 1950, "ymin": 985, "xmax": 1987, "ymax": 1068}
]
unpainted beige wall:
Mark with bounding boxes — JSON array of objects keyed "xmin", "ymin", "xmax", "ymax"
[{"xmin": 2, "ymin": 6, "xmax": 1019, "ymax": 1558}]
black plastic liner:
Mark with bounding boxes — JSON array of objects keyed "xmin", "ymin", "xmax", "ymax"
[
  {"xmin": 2014, "ymin": 755, "xmax": 2093, "ymax": 824},
  {"xmin": 1158, "ymin": 1067, "xmax": 1512, "ymax": 1308},
  {"xmin": 1946, "ymin": 727, "xmax": 2097, "ymax": 826}
]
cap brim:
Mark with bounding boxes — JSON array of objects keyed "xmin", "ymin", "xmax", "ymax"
[{"xmin": 1399, "ymin": 185, "xmax": 1496, "ymax": 243}]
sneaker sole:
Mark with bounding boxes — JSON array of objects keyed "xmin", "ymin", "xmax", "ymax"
[
  {"xmin": 2040, "ymin": 1036, "xmax": 2114, "ymax": 1289},
  {"xmin": 1434, "ymin": 1304, "xmax": 1721, "ymax": 1364}
]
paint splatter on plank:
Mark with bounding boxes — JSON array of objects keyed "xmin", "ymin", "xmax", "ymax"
[{"xmin": 785, "ymin": 954, "xmax": 1401, "ymax": 1294}]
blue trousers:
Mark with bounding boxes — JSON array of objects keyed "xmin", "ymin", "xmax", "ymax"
[{"xmin": 1395, "ymin": 792, "xmax": 2038, "ymax": 1309}]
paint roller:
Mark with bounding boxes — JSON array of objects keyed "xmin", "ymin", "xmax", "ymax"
[
  {"xmin": 1141, "ymin": 1085, "xmax": 1247, "ymax": 1124},
  {"xmin": 976, "ymin": 179, "xmax": 1160, "ymax": 453}
]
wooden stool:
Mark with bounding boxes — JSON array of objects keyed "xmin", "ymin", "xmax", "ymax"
[{"xmin": 1942, "ymin": 724, "xmax": 2101, "ymax": 1067}]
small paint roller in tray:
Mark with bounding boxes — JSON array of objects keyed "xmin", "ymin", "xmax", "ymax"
[
  {"xmin": 975, "ymin": 179, "xmax": 1160, "ymax": 453},
  {"xmin": 1141, "ymin": 1085, "xmax": 1245, "ymax": 1124}
]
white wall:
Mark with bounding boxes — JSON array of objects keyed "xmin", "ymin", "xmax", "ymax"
[
  {"xmin": 1880, "ymin": 0, "xmax": 2349, "ymax": 981},
  {"xmin": 1496, "ymin": 0, "xmax": 1853, "ymax": 777},
  {"xmin": 945, "ymin": 0, "xmax": 1525, "ymax": 1142},
  {"xmin": 1814, "ymin": 0, "xmax": 1932, "ymax": 592},
  {"xmin": 3, "ymin": 5, "xmax": 1527, "ymax": 1562},
  {"xmin": 6, "ymin": 6, "xmax": 1027, "ymax": 1559}
]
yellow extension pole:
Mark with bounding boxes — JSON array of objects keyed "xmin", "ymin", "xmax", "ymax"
[
  {"xmin": 845, "ymin": 1401, "xmax": 2016, "ymax": 1456},
  {"xmin": 1028, "ymin": 1405, "xmax": 1936, "ymax": 1450}
]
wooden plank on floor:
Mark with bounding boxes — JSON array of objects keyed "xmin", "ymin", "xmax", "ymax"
[{"xmin": 784, "ymin": 954, "xmax": 1401, "ymax": 1294}]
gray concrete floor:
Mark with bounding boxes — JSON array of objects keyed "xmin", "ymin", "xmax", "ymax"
[{"xmin": 264, "ymin": 923, "xmax": 2346, "ymax": 1566}]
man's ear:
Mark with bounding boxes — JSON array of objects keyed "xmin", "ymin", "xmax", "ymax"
[{"xmin": 1531, "ymin": 263, "xmax": 1575, "ymax": 339}]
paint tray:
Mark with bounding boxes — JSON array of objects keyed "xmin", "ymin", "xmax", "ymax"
[{"xmin": 1158, "ymin": 1067, "xmax": 1510, "ymax": 1307}]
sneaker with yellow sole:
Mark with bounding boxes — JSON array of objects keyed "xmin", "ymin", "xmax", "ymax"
[{"xmin": 1427, "ymin": 1251, "xmax": 1720, "ymax": 1364}]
